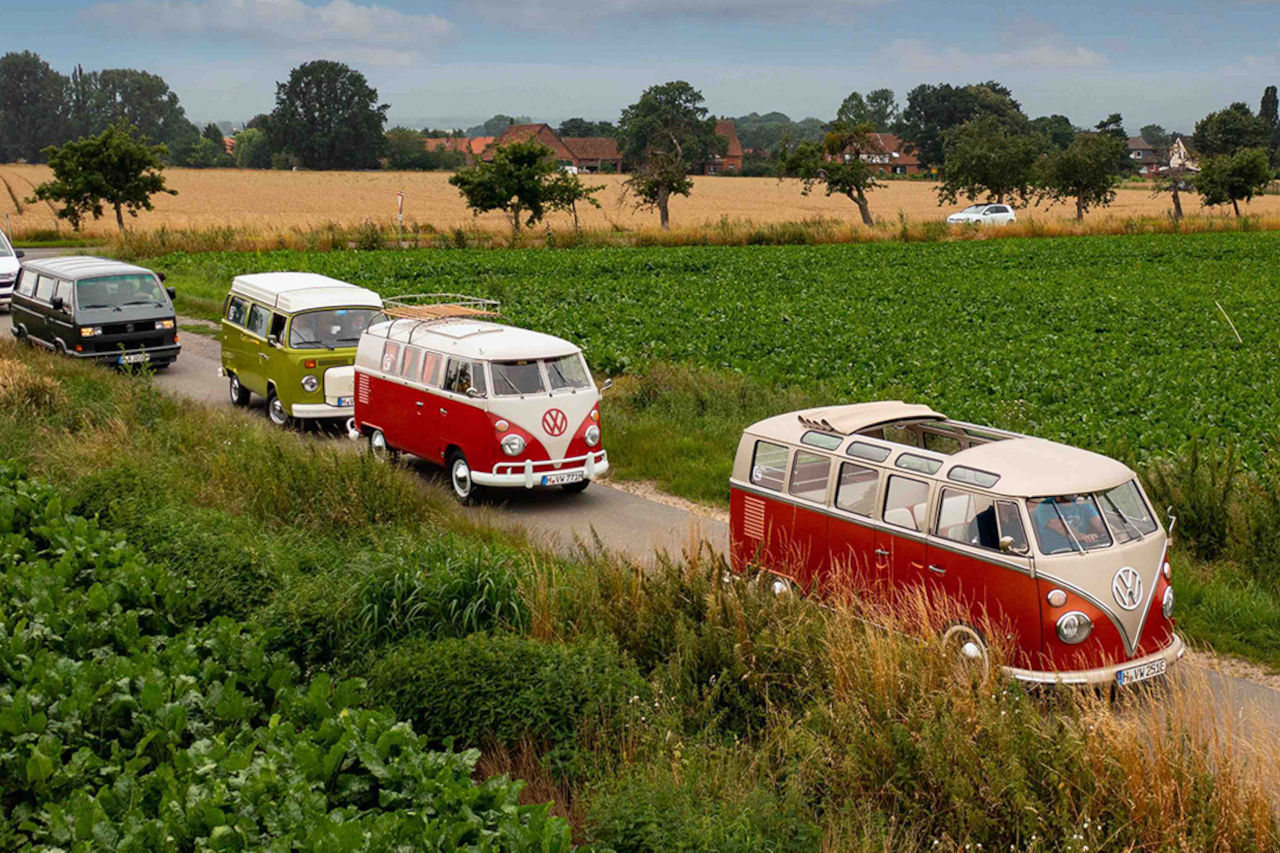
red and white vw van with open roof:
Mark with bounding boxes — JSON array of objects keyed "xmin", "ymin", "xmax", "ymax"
[
  {"xmin": 351, "ymin": 295, "xmax": 607, "ymax": 502},
  {"xmin": 730, "ymin": 401, "xmax": 1184, "ymax": 687}
]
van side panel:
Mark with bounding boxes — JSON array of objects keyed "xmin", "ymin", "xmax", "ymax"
[{"xmin": 926, "ymin": 543, "xmax": 1041, "ymax": 669}]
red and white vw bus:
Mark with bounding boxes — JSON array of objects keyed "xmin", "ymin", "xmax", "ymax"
[
  {"xmin": 351, "ymin": 295, "xmax": 607, "ymax": 502},
  {"xmin": 730, "ymin": 401, "xmax": 1184, "ymax": 686}
]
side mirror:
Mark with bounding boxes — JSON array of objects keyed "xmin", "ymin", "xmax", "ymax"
[
  {"xmin": 268, "ymin": 334, "xmax": 281, "ymax": 348},
  {"xmin": 14, "ymin": 250, "xmax": 23, "ymax": 258},
  {"xmin": 157, "ymin": 272, "xmax": 167, "ymax": 282},
  {"xmin": 601, "ymin": 378, "xmax": 613, "ymax": 393},
  {"xmin": 166, "ymin": 286, "xmax": 176, "ymax": 299},
  {"xmin": 466, "ymin": 387, "xmax": 484, "ymax": 399},
  {"xmin": 50, "ymin": 295, "xmax": 64, "ymax": 312},
  {"xmin": 998, "ymin": 535, "xmax": 1015, "ymax": 553}
]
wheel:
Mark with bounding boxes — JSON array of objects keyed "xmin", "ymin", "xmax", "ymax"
[
  {"xmin": 447, "ymin": 450, "xmax": 484, "ymax": 504},
  {"xmin": 266, "ymin": 388, "xmax": 291, "ymax": 427},
  {"xmin": 561, "ymin": 479, "xmax": 590, "ymax": 494},
  {"xmin": 368, "ymin": 428, "xmax": 400, "ymax": 463},
  {"xmin": 941, "ymin": 623, "xmax": 991, "ymax": 680},
  {"xmin": 228, "ymin": 372, "xmax": 250, "ymax": 406}
]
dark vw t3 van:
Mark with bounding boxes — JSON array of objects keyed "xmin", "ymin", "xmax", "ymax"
[{"xmin": 10, "ymin": 256, "xmax": 181, "ymax": 368}]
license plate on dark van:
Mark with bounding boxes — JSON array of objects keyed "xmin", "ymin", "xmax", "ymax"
[
  {"xmin": 1116, "ymin": 658, "xmax": 1166, "ymax": 686},
  {"xmin": 119, "ymin": 353, "xmax": 150, "ymax": 365},
  {"xmin": 542, "ymin": 471, "xmax": 583, "ymax": 486}
]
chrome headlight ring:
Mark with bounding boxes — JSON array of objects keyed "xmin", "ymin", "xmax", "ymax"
[
  {"xmin": 301, "ymin": 375, "xmax": 319, "ymax": 393},
  {"xmin": 1056, "ymin": 611, "xmax": 1093, "ymax": 645},
  {"xmin": 584, "ymin": 424, "xmax": 600, "ymax": 447},
  {"xmin": 500, "ymin": 433, "xmax": 526, "ymax": 456}
]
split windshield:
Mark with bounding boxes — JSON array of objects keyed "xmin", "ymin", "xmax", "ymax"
[
  {"xmin": 76, "ymin": 274, "xmax": 168, "ymax": 310},
  {"xmin": 491, "ymin": 354, "xmax": 592, "ymax": 396},
  {"xmin": 1028, "ymin": 481, "xmax": 1157, "ymax": 555},
  {"xmin": 289, "ymin": 308, "xmax": 381, "ymax": 349}
]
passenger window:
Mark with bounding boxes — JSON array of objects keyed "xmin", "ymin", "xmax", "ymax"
[
  {"xmin": 34, "ymin": 275, "xmax": 56, "ymax": 302},
  {"xmin": 835, "ymin": 462, "xmax": 879, "ymax": 516},
  {"xmin": 246, "ymin": 304, "xmax": 270, "ymax": 337},
  {"xmin": 883, "ymin": 475, "xmax": 930, "ymax": 532},
  {"xmin": 896, "ymin": 453, "xmax": 942, "ymax": 475},
  {"xmin": 847, "ymin": 441, "xmax": 891, "ymax": 463},
  {"xmin": 444, "ymin": 359, "xmax": 486, "ymax": 396},
  {"xmin": 54, "ymin": 280, "xmax": 73, "ymax": 308},
  {"xmin": 788, "ymin": 450, "xmax": 831, "ymax": 502},
  {"xmin": 269, "ymin": 313, "xmax": 287, "ymax": 341},
  {"xmin": 380, "ymin": 341, "xmax": 401, "ymax": 374},
  {"xmin": 749, "ymin": 441, "xmax": 789, "ymax": 491},
  {"xmin": 15, "ymin": 270, "xmax": 35, "ymax": 297},
  {"xmin": 400, "ymin": 346, "xmax": 421, "ymax": 381},
  {"xmin": 996, "ymin": 501, "xmax": 1030, "ymax": 554},
  {"xmin": 421, "ymin": 351, "xmax": 442, "ymax": 387},
  {"xmin": 800, "ymin": 431, "xmax": 843, "ymax": 451},
  {"xmin": 226, "ymin": 295, "xmax": 248, "ymax": 326},
  {"xmin": 936, "ymin": 488, "xmax": 1000, "ymax": 549}
]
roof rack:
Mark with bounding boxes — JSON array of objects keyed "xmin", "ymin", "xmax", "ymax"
[{"xmin": 382, "ymin": 293, "xmax": 501, "ymax": 322}]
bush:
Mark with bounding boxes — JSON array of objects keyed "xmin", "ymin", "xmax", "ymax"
[{"xmin": 1144, "ymin": 439, "xmax": 1238, "ymax": 560}]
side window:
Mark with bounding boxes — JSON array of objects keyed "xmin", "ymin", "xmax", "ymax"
[
  {"xmin": 421, "ymin": 351, "xmax": 442, "ymax": 387},
  {"xmin": 380, "ymin": 341, "xmax": 402, "ymax": 374},
  {"xmin": 749, "ymin": 441, "xmax": 789, "ymax": 491},
  {"xmin": 246, "ymin": 304, "xmax": 270, "ymax": 337},
  {"xmin": 996, "ymin": 501, "xmax": 1030, "ymax": 554},
  {"xmin": 15, "ymin": 270, "xmax": 36, "ymax": 297},
  {"xmin": 400, "ymin": 346, "xmax": 421, "ymax": 381},
  {"xmin": 936, "ymin": 488, "xmax": 999, "ymax": 549},
  {"xmin": 883, "ymin": 475, "xmax": 930, "ymax": 532},
  {"xmin": 835, "ymin": 462, "xmax": 879, "ymax": 516},
  {"xmin": 53, "ymin": 280, "xmax": 73, "ymax": 308},
  {"xmin": 226, "ymin": 295, "xmax": 248, "ymax": 326},
  {"xmin": 34, "ymin": 275, "xmax": 56, "ymax": 302},
  {"xmin": 444, "ymin": 359, "xmax": 486, "ymax": 396},
  {"xmin": 788, "ymin": 450, "xmax": 831, "ymax": 502},
  {"xmin": 269, "ymin": 313, "xmax": 287, "ymax": 341}
]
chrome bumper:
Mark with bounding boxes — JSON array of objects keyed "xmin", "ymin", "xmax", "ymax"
[
  {"xmin": 1005, "ymin": 633, "xmax": 1186, "ymax": 687},
  {"xmin": 474, "ymin": 450, "xmax": 609, "ymax": 488},
  {"xmin": 290, "ymin": 402, "xmax": 353, "ymax": 419}
]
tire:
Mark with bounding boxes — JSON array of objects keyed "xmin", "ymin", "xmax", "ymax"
[
  {"xmin": 447, "ymin": 450, "xmax": 483, "ymax": 504},
  {"xmin": 561, "ymin": 479, "xmax": 590, "ymax": 494},
  {"xmin": 941, "ymin": 623, "xmax": 991, "ymax": 680},
  {"xmin": 228, "ymin": 372, "xmax": 250, "ymax": 407},
  {"xmin": 266, "ymin": 388, "xmax": 291, "ymax": 427},
  {"xmin": 368, "ymin": 428, "xmax": 400, "ymax": 463}
]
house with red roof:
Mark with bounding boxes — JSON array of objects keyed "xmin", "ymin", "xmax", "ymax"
[
  {"xmin": 832, "ymin": 132, "xmax": 922, "ymax": 175},
  {"xmin": 704, "ymin": 119, "xmax": 743, "ymax": 174}
]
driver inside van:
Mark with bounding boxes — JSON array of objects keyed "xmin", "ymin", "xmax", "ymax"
[{"xmin": 1029, "ymin": 495, "xmax": 1110, "ymax": 553}]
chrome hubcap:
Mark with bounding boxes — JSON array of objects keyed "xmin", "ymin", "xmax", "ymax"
[
  {"xmin": 269, "ymin": 398, "xmax": 286, "ymax": 423},
  {"xmin": 452, "ymin": 461, "xmax": 471, "ymax": 497},
  {"xmin": 229, "ymin": 376, "xmax": 240, "ymax": 401},
  {"xmin": 961, "ymin": 641, "xmax": 983, "ymax": 660},
  {"xmin": 370, "ymin": 431, "xmax": 387, "ymax": 457}
]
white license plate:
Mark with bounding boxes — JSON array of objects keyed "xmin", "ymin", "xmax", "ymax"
[
  {"xmin": 1116, "ymin": 658, "xmax": 1166, "ymax": 686},
  {"xmin": 118, "ymin": 353, "xmax": 150, "ymax": 364},
  {"xmin": 337, "ymin": 397, "xmax": 352, "ymax": 407},
  {"xmin": 541, "ymin": 471, "xmax": 584, "ymax": 486}
]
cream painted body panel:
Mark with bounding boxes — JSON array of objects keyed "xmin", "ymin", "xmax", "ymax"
[
  {"xmin": 324, "ymin": 365, "xmax": 354, "ymax": 405},
  {"xmin": 490, "ymin": 389, "xmax": 598, "ymax": 460}
]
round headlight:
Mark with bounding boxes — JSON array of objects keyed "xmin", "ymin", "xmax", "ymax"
[
  {"xmin": 1162, "ymin": 587, "xmax": 1174, "ymax": 619},
  {"xmin": 500, "ymin": 433, "xmax": 525, "ymax": 456},
  {"xmin": 584, "ymin": 424, "xmax": 600, "ymax": 447},
  {"xmin": 301, "ymin": 375, "xmax": 319, "ymax": 393},
  {"xmin": 1056, "ymin": 611, "xmax": 1093, "ymax": 645}
]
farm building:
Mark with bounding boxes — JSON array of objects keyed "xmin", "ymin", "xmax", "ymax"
[
  {"xmin": 832, "ymin": 133, "xmax": 922, "ymax": 175},
  {"xmin": 1128, "ymin": 137, "xmax": 1161, "ymax": 176},
  {"xmin": 704, "ymin": 119, "xmax": 744, "ymax": 174}
]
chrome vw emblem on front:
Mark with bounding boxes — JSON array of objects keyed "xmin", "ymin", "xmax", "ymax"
[
  {"xmin": 125, "ymin": 323, "xmax": 135, "ymax": 332},
  {"xmin": 1112, "ymin": 566, "xmax": 1143, "ymax": 611},
  {"xmin": 541, "ymin": 408, "xmax": 568, "ymax": 436}
]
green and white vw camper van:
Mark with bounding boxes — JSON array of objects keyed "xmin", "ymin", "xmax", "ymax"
[{"xmin": 219, "ymin": 273, "xmax": 383, "ymax": 426}]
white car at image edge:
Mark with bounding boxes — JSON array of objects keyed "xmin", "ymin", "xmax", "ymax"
[
  {"xmin": 0, "ymin": 232, "xmax": 23, "ymax": 311},
  {"xmin": 946, "ymin": 203, "xmax": 1017, "ymax": 226}
]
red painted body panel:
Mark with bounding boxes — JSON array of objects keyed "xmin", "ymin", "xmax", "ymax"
[{"xmin": 928, "ymin": 544, "xmax": 1041, "ymax": 669}]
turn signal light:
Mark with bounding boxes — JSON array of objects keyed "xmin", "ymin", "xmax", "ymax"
[
  {"xmin": 1162, "ymin": 561, "xmax": 1171, "ymax": 581},
  {"xmin": 590, "ymin": 408, "xmax": 599, "ymax": 422},
  {"xmin": 304, "ymin": 359, "xmax": 317, "ymax": 369},
  {"xmin": 494, "ymin": 419, "xmax": 509, "ymax": 432},
  {"xmin": 1046, "ymin": 589, "xmax": 1067, "ymax": 608}
]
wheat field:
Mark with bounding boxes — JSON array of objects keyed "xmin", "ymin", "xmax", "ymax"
[{"xmin": 2, "ymin": 163, "xmax": 1278, "ymax": 239}]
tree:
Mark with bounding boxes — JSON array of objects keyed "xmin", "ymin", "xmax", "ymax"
[
  {"xmin": 1094, "ymin": 113, "xmax": 1135, "ymax": 174},
  {"xmin": 730, "ymin": 112, "xmax": 824, "ymax": 153},
  {"xmin": 73, "ymin": 68, "xmax": 201, "ymax": 163},
  {"xmin": 557, "ymin": 118, "xmax": 615, "ymax": 137},
  {"xmin": 777, "ymin": 121, "xmax": 885, "ymax": 225},
  {"xmin": 836, "ymin": 88, "xmax": 898, "ymax": 131},
  {"xmin": 233, "ymin": 127, "xmax": 273, "ymax": 169},
  {"xmin": 27, "ymin": 123, "xmax": 176, "ymax": 231},
  {"xmin": 545, "ymin": 171, "xmax": 605, "ymax": 230},
  {"xmin": 936, "ymin": 115, "xmax": 1045, "ymax": 206},
  {"xmin": 0, "ymin": 51, "xmax": 68, "ymax": 162},
  {"xmin": 270, "ymin": 60, "xmax": 388, "ymax": 170},
  {"xmin": 1035, "ymin": 130, "xmax": 1128, "ymax": 219},
  {"xmin": 1195, "ymin": 148, "xmax": 1273, "ymax": 217},
  {"xmin": 466, "ymin": 114, "xmax": 529, "ymax": 137},
  {"xmin": 450, "ymin": 139, "xmax": 599, "ymax": 234},
  {"xmin": 898, "ymin": 81, "xmax": 1022, "ymax": 168},
  {"xmin": 1031, "ymin": 115, "xmax": 1076, "ymax": 150},
  {"xmin": 1140, "ymin": 124, "xmax": 1171, "ymax": 150},
  {"xmin": 617, "ymin": 81, "xmax": 723, "ymax": 229},
  {"xmin": 385, "ymin": 126, "xmax": 432, "ymax": 170},
  {"xmin": 1193, "ymin": 102, "xmax": 1268, "ymax": 158},
  {"xmin": 1261, "ymin": 85, "xmax": 1279, "ymax": 167},
  {"xmin": 202, "ymin": 122, "xmax": 224, "ymax": 145},
  {"xmin": 184, "ymin": 137, "xmax": 230, "ymax": 168}
]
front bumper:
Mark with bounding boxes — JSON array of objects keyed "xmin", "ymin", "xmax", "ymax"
[
  {"xmin": 71, "ymin": 342, "xmax": 181, "ymax": 364},
  {"xmin": 291, "ymin": 402, "xmax": 353, "ymax": 419},
  {"xmin": 473, "ymin": 450, "xmax": 609, "ymax": 488},
  {"xmin": 1005, "ymin": 633, "xmax": 1186, "ymax": 687}
]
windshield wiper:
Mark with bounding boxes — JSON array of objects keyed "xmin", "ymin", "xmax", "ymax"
[
  {"xmin": 1100, "ymin": 494, "xmax": 1143, "ymax": 539},
  {"xmin": 120, "ymin": 299, "xmax": 162, "ymax": 306},
  {"xmin": 80, "ymin": 303, "xmax": 114, "ymax": 310},
  {"xmin": 1050, "ymin": 502, "xmax": 1086, "ymax": 553}
]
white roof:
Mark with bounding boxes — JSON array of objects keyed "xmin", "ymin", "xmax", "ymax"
[
  {"xmin": 231, "ymin": 272, "xmax": 382, "ymax": 314},
  {"xmin": 22, "ymin": 255, "xmax": 158, "ymax": 280},
  {"xmin": 366, "ymin": 317, "xmax": 580, "ymax": 360},
  {"xmin": 944, "ymin": 438, "xmax": 1134, "ymax": 498}
]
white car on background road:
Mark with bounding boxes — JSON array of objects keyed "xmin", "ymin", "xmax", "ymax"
[
  {"xmin": 0, "ymin": 231, "xmax": 23, "ymax": 311},
  {"xmin": 946, "ymin": 203, "xmax": 1017, "ymax": 226}
]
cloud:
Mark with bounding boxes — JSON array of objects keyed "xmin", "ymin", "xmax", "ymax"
[
  {"xmin": 884, "ymin": 32, "xmax": 1107, "ymax": 74},
  {"xmin": 461, "ymin": 0, "xmax": 892, "ymax": 29},
  {"xmin": 82, "ymin": 0, "xmax": 453, "ymax": 65}
]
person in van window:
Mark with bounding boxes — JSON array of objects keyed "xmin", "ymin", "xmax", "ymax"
[{"xmin": 1029, "ymin": 495, "xmax": 1109, "ymax": 552}]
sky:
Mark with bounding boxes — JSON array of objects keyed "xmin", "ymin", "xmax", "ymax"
[{"xmin": 8, "ymin": 0, "xmax": 1280, "ymax": 132}]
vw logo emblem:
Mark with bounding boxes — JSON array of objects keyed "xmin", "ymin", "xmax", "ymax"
[
  {"xmin": 1111, "ymin": 566, "xmax": 1143, "ymax": 611},
  {"xmin": 125, "ymin": 323, "xmax": 135, "ymax": 332},
  {"xmin": 541, "ymin": 408, "xmax": 568, "ymax": 437}
]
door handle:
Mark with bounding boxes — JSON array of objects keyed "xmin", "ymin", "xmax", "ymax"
[
  {"xmin": 439, "ymin": 408, "xmax": 447, "ymax": 416},
  {"xmin": 927, "ymin": 564, "xmax": 946, "ymax": 576},
  {"xmin": 874, "ymin": 548, "xmax": 890, "ymax": 557},
  {"xmin": 258, "ymin": 352, "xmax": 269, "ymax": 360},
  {"xmin": 415, "ymin": 401, "xmax": 424, "ymax": 407}
]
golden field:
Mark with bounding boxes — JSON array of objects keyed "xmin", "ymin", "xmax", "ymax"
[{"xmin": 3, "ymin": 162, "xmax": 1278, "ymax": 240}]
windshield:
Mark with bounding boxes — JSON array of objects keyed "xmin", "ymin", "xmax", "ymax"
[
  {"xmin": 288, "ymin": 308, "xmax": 381, "ymax": 349},
  {"xmin": 960, "ymin": 204, "xmax": 987, "ymax": 213},
  {"xmin": 491, "ymin": 360, "xmax": 545, "ymax": 396},
  {"xmin": 0, "ymin": 232, "xmax": 12, "ymax": 257},
  {"xmin": 76, "ymin": 274, "xmax": 168, "ymax": 310},
  {"xmin": 1027, "ymin": 494, "xmax": 1114, "ymax": 555},
  {"xmin": 546, "ymin": 353, "xmax": 591, "ymax": 390},
  {"xmin": 1096, "ymin": 481, "xmax": 1158, "ymax": 544}
]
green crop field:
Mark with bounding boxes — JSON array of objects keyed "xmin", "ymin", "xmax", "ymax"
[{"xmin": 161, "ymin": 231, "xmax": 1280, "ymax": 473}]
